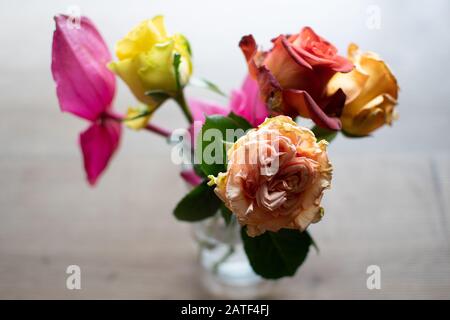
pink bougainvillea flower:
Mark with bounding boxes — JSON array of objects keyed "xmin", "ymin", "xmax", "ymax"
[
  {"xmin": 187, "ymin": 98, "xmax": 229, "ymax": 145},
  {"xmin": 182, "ymin": 75, "xmax": 270, "ymax": 186},
  {"xmin": 180, "ymin": 169, "xmax": 204, "ymax": 186},
  {"xmin": 79, "ymin": 119, "xmax": 122, "ymax": 185},
  {"xmin": 188, "ymin": 75, "xmax": 269, "ymax": 142},
  {"xmin": 229, "ymin": 75, "xmax": 269, "ymax": 127},
  {"xmin": 51, "ymin": 15, "xmax": 120, "ymax": 185},
  {"xmin": 189, "ymin": 99, "xmax": 229, "ymax": 125},
  {"xmin": 51, "ymin": 15, "xmax": 116, "ymax": 121}
]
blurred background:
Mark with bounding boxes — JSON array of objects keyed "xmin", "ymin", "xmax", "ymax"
[{"xmin": 0, "ymin": 0, "xmax": 449, "ymax": 299}]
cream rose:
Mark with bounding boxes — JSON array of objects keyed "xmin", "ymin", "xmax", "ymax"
[{"xmin": 211, "ymin": 116, "xmax": 332, "ymax": 237}]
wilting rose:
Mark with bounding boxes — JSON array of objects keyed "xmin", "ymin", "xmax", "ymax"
[
  {"xmin": 109, "ymin": 16, "xmax": 192, "ymax": 106},
  {"xmin": 327, "ymin": 44, "xmax": 399, "ymax": 136},
  {"xmin": 240, "ymin": 27, "xmax": 353, "ymax": 130},
  {"xmin": 211, "ymin": 116, "xmax": 332, "ymax": 237}
]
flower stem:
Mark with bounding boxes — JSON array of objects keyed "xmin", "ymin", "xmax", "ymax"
[
  {"xmin": 144, "ymin": 122, "xmax": 172, "ymax": 138},
  {"xmin": 105, "ymin": 111, "xmax": 171, "ymax": 138},
  {"xmin": 175, "ymin": 90, "xmax": 193, "ymax": 124},
  {"xmin": 212, "ymin": 245, "xmax": 235, "ymax": 274},
  {"xmin": 212, "ymin": 214, "xmax": 238, "ymax": 274}
]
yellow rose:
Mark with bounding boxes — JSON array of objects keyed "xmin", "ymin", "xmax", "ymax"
[
  {"xmin": 327, "ymin": 43, "xmax": 399, "ymax": 136},
  {"xmin": 109, "ymin": 16, "xmax": 192, "ymax": 106},
  {"xmin": 211, "ymin": 115, "xmax": 332, "ymax": 237}
]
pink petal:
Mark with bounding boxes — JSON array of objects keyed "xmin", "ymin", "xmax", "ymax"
[
  {"xmin": 79, "ymin": 119, "xmax": 121, "ymax": 185},
  {"xmin": 230, "ymin": 75, "xmax": 269, "ymax": 127},
  {"xmin": 51, "ymin": 15, "xmax": 116, "ymax": 121},
  {"xmin": 189, "ymin": 98, "xmax": 229, "ymax": 123},
  {"xmin": 180, "ymin": 170, "xmax": 203, "ymax": 186}
]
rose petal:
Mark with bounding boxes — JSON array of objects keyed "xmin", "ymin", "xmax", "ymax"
[
  {"xmin": 349, "ymin": 53, "xmax": 399, "ymax": 109},
  {"xmin": 331, "ymin": 44, "xmax": 400, "ymax": 136},
  {"xmin": 264, "ymin": 36, "xmax": 314, "ymax": 91},
  {"xmin": 115, "ymin": 16, "xmax": 168, "ymax": 61},
  {"xmin": 79, "ymin": 119, "xmax": 121, "ymax": 185},
  {"xmin": 51, "ymin": 15, "xmax": 116, "ymax": 121},
  {"xmin": 255, "ymin": 65, "xmax": 284, "ymax": 113},
  {"xmin": 291, "ymin": 27, "xmax": 353, "ymax": 73},
  {"xmin": 322, "ymin": 88, "xmax": 347, "ymax": 118},
  {"xmin": 213, "ymin": 116, "xmax": 332, "ymax": 237},
  {"xmin": 329, "ymin": 55, "xmax": 354, "ymax": 73},
  {"xmin": 342, "ymin": 94, "xmax": 397, "ymax": 136},
  {"xmin": 326, "ymin": 63, "xmax": 369, "ymax": 104},
  {"xmin": 283, "ymin": 89, "xmax": 342, "ymax": 130},
  {"xmin": 279, "ymin": 35, "xmax": 312, "ymax": 70},
  {"xmin": 239, "ymin": 35, "xmax": 260, "ymax": 78}
]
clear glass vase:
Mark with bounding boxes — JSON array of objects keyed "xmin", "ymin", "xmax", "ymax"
[{"xmin": 192, "ymin": 213, "xmax": 277, "ymax": 299}]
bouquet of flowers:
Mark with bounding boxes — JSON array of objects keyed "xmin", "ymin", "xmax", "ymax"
[{"xmin": 51, "ymin": 14, "xmax": 399, "ymax": 281}]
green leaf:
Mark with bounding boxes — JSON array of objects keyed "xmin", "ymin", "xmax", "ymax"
[
  {"xmin": 174, "ymin": 181, "xmax": 221, "ymax": 222},
  {"xmin": 220, "ymin": 204, "xmax": 232, "ymax": 225},
  {"xmin": 311, "ymin": 125, "xmax": 338, "ymax": 143},
  {"xmin": 228, "ymin": 112, "xmax": 253, "ymax": 131},
  {"xmin": 193, "ymin": 164, "xmax": 207, "ymax": 178},
  {"xmin": 190, "ymin": 77, "xmax": 227, "ymax": 97},
  {"xmin": 241, "ymin": 228, "xmax": 314, "ymax": 279},
  {"xmin": 196, "ymin": 114, "xmax": 250, "ymax": 177}
]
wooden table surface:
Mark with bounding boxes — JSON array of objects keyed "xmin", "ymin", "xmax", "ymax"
[{"xmin": 0, "ymin": 0, "xmax": 449, "ymax": 299}]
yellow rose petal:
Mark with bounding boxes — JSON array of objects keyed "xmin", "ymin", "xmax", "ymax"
[
  {"xmin": 138, "ymin": 40, "xmax": 178, "ymax": 93},
  {"xmin": 109, "ymin": 15, "xmax": 193, "ymax": 105},
  {"xmin": 115, "ymin": 16, "xmax": 168, "ymax": 61},
  {"xmin": 124, "ymin": 105, "xmax": 152, "ymax": 130},
  {"xmin": 108, "ymin": 55, "xmax": 156, "ymax": 106},
  {"xmin": 327, "ymin": 43, "xmax": 399, "ymax": 136}
]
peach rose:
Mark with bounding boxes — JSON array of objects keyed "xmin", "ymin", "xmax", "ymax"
[
  {"xmin": 327, "ymin": 44, "xmax": 399, "ymax": 136},
  {"xmin": 210, "ymin": 116, "xmax": 332, "ymax": 237}
]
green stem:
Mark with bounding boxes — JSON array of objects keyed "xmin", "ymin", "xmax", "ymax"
[
  {"xmin": 212, "ymin": 245, "xmax": 235, "ymax": 274},
  {"xmin": 175, "ymin": 90, "xmax": 193, "ymax": 124},
  {"xmin": 212, "ymin": 214, "xmax": 238, "ymax": 274},
  {"xmin": 105, "ymin": 111, "xmax": 171, "ymax": 138}
]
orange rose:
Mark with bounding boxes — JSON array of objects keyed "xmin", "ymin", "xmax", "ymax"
[
  {"xmin": 327, "ymin": 44, "xmax": 399, "ymax": 136},
  {"xmin": 239, "ymin": 27, "xmax": 353, "ymax": 130},
  {"xmin": 210, "ymin": 116, "xmax": 332, "ymax": 237}
]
